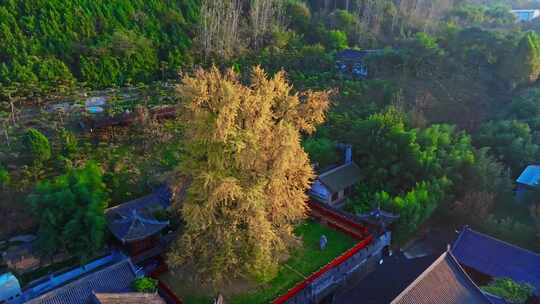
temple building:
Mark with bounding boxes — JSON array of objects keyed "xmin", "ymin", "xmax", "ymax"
[
  {"xmin": 452, "ymin": 227, "xmax": 540, "ymax": 300},
  {"xmin": 310, "ymin": 144, "xmax": 362, "ymax": 206},
  {"xmin": 392, "ymin": 250, "xmax": 495, "ymax": 304},
  {"xmin": 105, "ymin": 186, "xmax": 173, "ymax": 259}
]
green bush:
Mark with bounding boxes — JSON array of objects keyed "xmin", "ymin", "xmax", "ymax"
[
  {"xmin": 482, "ymin": 278, "xmax": 534, "ymax": 304},
  {"xmin": 325, "ymin": 30, "xmax": 348, "ymax": 50},
  {"xmin": 133, "ymin": 277, "xmax": 158, "ymax": 293},
  {"xmin": 59, "ymin": 129, "xmax": 78, "ymax": 157},
  {"xmin": 0, "ymin": 165, "xmax": 9, "ymax": 187},
  {"xmin": 23, "ymin": 128, "xmax": 51, "ymax": 164}
]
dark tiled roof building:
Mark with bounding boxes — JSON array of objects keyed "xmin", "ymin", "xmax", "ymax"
[
  {"xmin": 105, "ymin": 186, "xmax": 172, "ymax": 243},
  {"xmin": 392, "ymin": 251, "xmax": 493, "ymax": 304},
  {"xmin": 452, "ymin": 227, "xmax": 540, "ymax": 297},
  {"xmin": 26, "ymin": 258, "xmax": 138, "ymax": 304}
]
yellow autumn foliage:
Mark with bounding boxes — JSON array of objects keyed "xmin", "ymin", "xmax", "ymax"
[{"xmin": 167, "ymin": 66, "xmax": 330, "ymax": 284}]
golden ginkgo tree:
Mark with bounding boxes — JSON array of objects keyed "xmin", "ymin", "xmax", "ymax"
[{"xmin": 168, "ymin": 66, "xmax": 330, "ymax": 283}]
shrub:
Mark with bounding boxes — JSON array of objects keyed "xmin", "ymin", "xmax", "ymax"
[
  {"xmin": 23, "ymin": 128, "xmax": 51, "ymax": 164},
  {"xmin": 0, "ymin": 165, "xmax": 9, "ymax": 187},
  {"xmin": 132, "ymin": 277, "xmax": 158, "ymax": 293},
  {"xmin": 482, "ymin": 278, "xmax": 534, "ymax": 304},
  {"xmin": 59, "ymin": 129, "xmax": 78, "ymax": 157},
  {"xmin": 325, "ymin": 30, "xmax": 348, "ymax": 50}
]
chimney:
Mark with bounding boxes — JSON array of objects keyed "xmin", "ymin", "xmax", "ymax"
[{"xmin": 337, "ymin": 143, "xmax": 353, "ymax": 164}]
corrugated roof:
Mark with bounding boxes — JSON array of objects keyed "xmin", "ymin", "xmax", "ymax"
[
  {"xmin": 392, "ymin": 251, "xmax": 492, "ymax": 304},
  {"xmin": 318, "ymin": 162, "xmax": 362, "ymax": 193},
  {"xmin": 516, "ymin": 165, "xmax": 540, "ymax": 187},
  {"xmin": 93, "ymin": 292, "xmax": 166, "ymax": 304},
  {"xmin": 452, "ymin": 227, "xmax": 540, "ymax": 296},
  {"xmin": 26, "ymin": 258, "xmax": 137, "ymax": 304}
]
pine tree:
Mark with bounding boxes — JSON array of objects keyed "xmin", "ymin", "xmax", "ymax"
[{"xmin": 168, "ymin": 66, "xmax": 330, "ymax": 283}]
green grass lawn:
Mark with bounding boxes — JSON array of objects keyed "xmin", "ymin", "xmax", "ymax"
[{"xmin": 160, "ymin": 219, "xmax": 358, "ymax": 304}]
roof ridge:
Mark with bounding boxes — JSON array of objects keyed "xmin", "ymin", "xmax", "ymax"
[
  {"xmin": 319, "ymin": 162, "xmax": 358, "ymax": 178},
  {"xmin": 391, "ymin": 253, "xmax": 448, "ymax": 303},
  {"xmin": 455, "ymin": 227, "xmax": 540, "ymax": 258}
]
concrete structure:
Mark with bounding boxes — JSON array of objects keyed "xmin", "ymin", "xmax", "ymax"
[
  {"xmin": 515, "ymin": 165, "xmax": 540, "ymax": 200},
  {"xmin": 310, "ymin": 145, "xmax": 361, "ymax": 206},
  {"xmin": 510, "ymin": 9, "xmax": 540, "ymax": 22}
]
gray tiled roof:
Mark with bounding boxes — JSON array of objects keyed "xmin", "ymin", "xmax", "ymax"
[
  {"xmin": 318, "ymin": 162, "xmax": 361, "ymax": 193},
  {"xmin": 392, "ymin": 252, "xmax": 492, "ymax": 304},
  {"xmin": 105, "ymin": 186, "xmax": 172, "ymax": 243},
  {"xmin": 26, "ymin": 258, "xmax": 137, "ymax": 304}
]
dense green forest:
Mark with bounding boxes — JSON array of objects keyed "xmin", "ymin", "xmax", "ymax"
[
  {"xmin": 0, "ymin": 0, "xmax": 198, "ymax": 89},
  {"xmin": 2, "ymin": 0, "xmax": 540, "ymax": 290}
]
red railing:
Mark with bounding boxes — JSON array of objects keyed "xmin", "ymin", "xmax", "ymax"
[
  {"xmin": 272, "ymin": 235, "xmax": 373, "ymax": 304},
  {"xmin": 272, "ymin": 202, "xmax": 374, "ymax": 304}
]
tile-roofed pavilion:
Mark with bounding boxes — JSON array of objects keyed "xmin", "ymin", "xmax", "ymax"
[
  {"xmin": 452, "ymin": 227, "xmax": 540, "ymax": 297},
  {"xmin": 392, "ymin": 251, "xmax": 493, "ymax": 304},
  {"xmin": 92, "ymin": 292, "xmax": 166, "ymax": 304},
  {"xmin": 105, "ymin": 186, "xmax": 172, "ymax": 244},
  {"xmin": 25, "ymin": 257, "xmax": 138, "ymax": 304}
]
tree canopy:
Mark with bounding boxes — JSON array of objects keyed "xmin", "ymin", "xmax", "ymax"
[
  {"xmin": 27, "ymin": 162, "xmax": 109, "ymax": 260},
  {"xmin": 168, "ymin": 66, "xmax": 329, "ymax": 283}
]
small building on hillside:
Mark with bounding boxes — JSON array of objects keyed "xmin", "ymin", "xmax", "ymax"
[
  {"xmin": 336, "ymin": 49, "xmax": 384, "ymax": 79},
  {"xmin": 515, "ymin": 165, "xmax": 540, "ymax": 200},
  {"xmin": 106, "ymin": 186, "xmax": 173, "ymax": 258},
  {"xmin": 310, "ymin": 145, "xmax": 361, "ymax": 206},
  {"xmin": 510, "ymin": 9, "xmax": 540, "ymax": 22},
  {"xmin": 452, "ymin": 227, "xmax": 540, "ymax": 300},
  {"xmin": 392, "ymin": 250, "xmax": 494, "ymax": 304}
]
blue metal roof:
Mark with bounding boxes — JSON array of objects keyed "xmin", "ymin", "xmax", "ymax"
[
  {"xmin": 0, "ymin": 273, "xmax": 21, "ymax": 302},
  {"xmin": 516, "ymin": 165, "xmax": 540, "ymax": 187},
  {"xmin": 452, "ymin": 228, "xmax": 540, "ymax": 296}
]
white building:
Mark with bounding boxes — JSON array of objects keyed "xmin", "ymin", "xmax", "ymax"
[
  {"xmin": 510, "ymin": 9, "xmax": 540, "ymax": 22},
  {"xmin": 309, "ymin": 145, "xmax": 361, "ymax": 206}
]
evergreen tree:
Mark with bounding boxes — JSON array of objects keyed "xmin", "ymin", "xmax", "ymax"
[
  {"xmin": 168, "ymin": 66, "xmax": 330, "ymax": 283},
  {"xmin": 23, "ymin": 128, "xmax": 51, "ymax": 165},
  {"xmin": 27, "ymin": 162, "xmax": 109, "ymax": 260}
]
